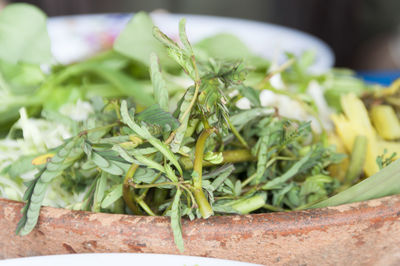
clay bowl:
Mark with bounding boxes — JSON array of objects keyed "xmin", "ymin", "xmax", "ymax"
[{"xmin": 1, "ymin": 195, "xmax": 400, "ymax": 265}]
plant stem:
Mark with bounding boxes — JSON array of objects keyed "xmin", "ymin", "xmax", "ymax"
[
  {"xmin": 231, "ymin": 193, "xmax": 266, "ymax": 214},
  {"xmin": 258, "ymin": 58, "xmax": 295, "ymax": 87},
  {"xmin": 179, "ymin": 56, "xmax": 200, "ymax": 123},
  {"xmin": 262, "ymin": 203, "xmax": 289, "ymax": 212},
  {"xmin": 137, "ymin": 173, "xmax": 162, "ymax": 200},
  {"xmin": 242, "ymin": 157, "xmax": 277, "ymax": 186},
  {"xmin": 123, "ymin": 163, "xmax": 141, "ymax": 215},
  {"xmin": 135, "ymin": 197, "xmax": 157, "ymax": 216},
  {"xmin": 192, "ymin": 128, "xmax": 216, "ymax": 218},
  {"xmin": 111, "ymin": 100, "xmax": 122, "ymax": 120},
  {"xmin": 130, "ymin": 181, "xmax": 181, "ymax": 189},
  {"xmin": 224, "ymin": 113, "xmax": 249, "ymax": 148},
  {"xmin": 181, "ymin": 149, "xmax": 255, "ymax": 170}
]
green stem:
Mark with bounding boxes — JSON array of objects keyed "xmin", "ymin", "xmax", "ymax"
[
  {"xmin": 224, "ymin": 114, "xmax": 249, "ymax": 149},
  {"xmin": 192, "ymin": 128, "xmax": 216, "ymax": 218},
  {"xmin": 231, "ymin": 193, "xmax": 267, "ymax": 214},
  {"xmin": 123, "ymin": 163, "xmax": 141, "ymax": 215},
  {"xmin": 111, "ymin": 100, "xmax": 122, "ymax": 120},
  {"xmin": 181, "ymin": 149, "xmax": 255, "ymax": 170},
  {"xmin": 242, "ymin": 172, "xmax": 258, "ymax": 187},
  {"xmin": 131, "ymin": 181, "xmax": 181, "ymax": 189},
  {"xmin": 137, "ymin": 173, "xmax": 162, "ymax": 200},
  {"xmin": 258, "ymin": 58, "xmax": 295, "ymax": 86},
  {"xmin": 135, "ymin": 197, "xmax": 157, "ymax": 216},
  {"xmin": 262, "ymin": 203, "xmax": 289, "ymax": 212},
  {"xmin": 181, "ymin": 184, "xmax": 197, "ymax": 208},
  {"xmin": 179, "ymin": 56, "xmax": 201, "ymax": 123},
  {"xmin": 242, "ymin": 157, "xmax": 277, "ymax": 187}
]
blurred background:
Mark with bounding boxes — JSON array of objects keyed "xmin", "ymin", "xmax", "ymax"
[{"xmin": 5, "ymin": 0, "xmax": 400, "ymax": 70}]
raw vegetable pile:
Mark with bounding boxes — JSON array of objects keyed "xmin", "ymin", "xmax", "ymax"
[{"xmin": 1, "ymin": 4, "xmax": 400, "ymax": 251}]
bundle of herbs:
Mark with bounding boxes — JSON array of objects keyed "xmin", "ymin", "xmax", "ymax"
[
  {"xmin": 1, "ymin": 4, "xmax": 400, "ymax": 252},
  {"xmin": 7, "ymin": 19, "xmax": 363, "ymax": 251}
]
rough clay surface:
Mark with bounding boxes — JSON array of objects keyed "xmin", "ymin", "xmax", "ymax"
[{"xmin": 1, "ymin": 195, "xmax": 400, "ymax": 265}]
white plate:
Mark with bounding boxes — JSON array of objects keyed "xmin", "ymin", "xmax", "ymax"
[
  {"xmin": 0, "ymin": 253, "xmax": 262, "ymax": 266},
  {"xmin": 47, "ymin": 13, "xmax": 334, "ymax": 72}
]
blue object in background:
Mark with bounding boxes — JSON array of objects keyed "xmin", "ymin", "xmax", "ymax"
[{"xmin": 357, "ymin": 71, "xmax": 400, "ymax": 86}]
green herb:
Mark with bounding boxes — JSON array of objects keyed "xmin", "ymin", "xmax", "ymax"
[{"xmin": 3, "ymin": 5, "xmax": 399, "ymax": 253}]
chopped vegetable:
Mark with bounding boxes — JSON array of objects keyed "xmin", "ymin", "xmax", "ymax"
[{"xmin": 0, "ymin": 4, "xmax": 399, "ymax": 252}]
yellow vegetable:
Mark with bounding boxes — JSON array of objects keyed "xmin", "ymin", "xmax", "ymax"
[
  {"xmin": 327, "ymin": 133, "xmax": 349, "ymax": 182},
  {"xmin": 331, "ymin": 93, "xmax": 380, "ymax": 176},
  {"xmin": 370, "ymin": 105, "xmax": 400, "ymax": 140},
  {"xmin": 373, "ymin": 78, "xmax": 400, "ymax": 98}
]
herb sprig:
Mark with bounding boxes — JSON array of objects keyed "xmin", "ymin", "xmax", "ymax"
[{"xmin": 14, "ymin": 19, "xmax": 346, "ymax": 252}]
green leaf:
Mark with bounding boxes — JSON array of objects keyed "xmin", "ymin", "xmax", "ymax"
[
  {"xmin": 170, "ymin": 189, "xmax": 184, "ymax": 252},
  {"xmin": 164, "ymin": 163, "xmax": 179, "ymax": 183},
  {"xmin": 85, "ymin": 65, "xmax": 154, "ymax": 107},
  {"xmin": 152, "ymin": 25, "xmax": 180, "ymax": 50},
  {"xmin": 120, "ymin": 100, "xmax": 182, "ymax": 175},
  {"xmin": 91, "ymin": 152, "xmax": 110, "ymax": 168},
  {"xmin": 16, "ymin": 138, "xmax": 84, "ymax": 236},
  {"xmin": 89, "ymin": 150, "xmax": 124, "ymax": 176},
  {"xmin": 93, "ymin": 172, "xmax": 108, "ymax": 212},
  {"xmin": 16, "ymin": 169, "xmax": 48, "ymax": 235},
  {"xmin": 153, "ymin": 24, "xmax": 195, "ymax": 79},
  {"xmin": 136, "ymin": 105, "xmax": 179, "ymax": 131},
  {"xmin": 0, "ymin": 3, "xmax": 52, "ymax": 64},
  {"xmin": 102, "ymin": 162, "xmax": 125, "ymax": 176},
  {"xmin": 237, "ymin": 85, "xmax": 261, "ymax": 107},
  {"xmin": 194, "ymin": 33, "xmax": 268, "ymax": 68},
  {"xmin": 230, "ymin": 108, "xmax": 273, "ymax": 129},
  {"xmin": 312, "ymin": 159, "xmax": 400, "ymax": 208},
  {"xmin": 0, "ymin": 60, "xmax": 45, "ymax": 94},
  {"xmin": 132, "ymin": 168, "xmax": 158, "ymax": 184},
  {"xmin": 272, "ymin": 182, "xmax": 295, "ymax": 206},
  {"xmin": 114, "ymin": 12, "xmax": 175, "ymax": 69},
  {"xmin": 253, "ymin": 136, "xmax": 269, "ymax": 184},
  {"xmin": 150, "ymin": 53, "xmax": 169, "ymax": 111},
  {"xmin": 112, "ymin": 145, "xmax": 135, "ymax": 163},
  {"xmin": 170, "ymin": 87, "xmax": 195, "ymax": 153},
  {"xmin": 178, "ymin": 18, "xmax": 193, "ymax": 54},
  {"xmin": 5, "ymin": 155, "xmax": 37, "ymax": 178},
  {"xmin": 300, "ymin": 175, "xmax": 332, "ymax": 198},
  {"xmin": 262, "ymin": 151, "xmax": 312, "ymax": 190},
  {"xmin": 234, "ymin": 180, "xmax": 242, "ymax": 196},
  {"xmin": 101, "ymin": 184, "xmax": 123, "ymax": 209},
  {"xmin": 210, "ymin": 165, "xmax": 234, "ymax": 191},
  {"xmin": 132, "ymin": 152, "xmax": 165, "ymax": 174}
]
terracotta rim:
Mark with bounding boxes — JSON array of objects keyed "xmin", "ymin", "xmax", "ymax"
[{"xmin": 1, "ymin": 195, "xmax": 400, "ymax": 265}]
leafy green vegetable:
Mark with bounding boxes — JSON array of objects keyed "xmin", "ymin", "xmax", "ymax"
[
  {"xmin": 1, "ymin": 6, "xmax": 399, "ymax": 254},
  {"xmin": 0, "ymin": 3, "xmax": 52, "ymax": 64},
  {"xmin": 194, "ymin": 33, "xmax": 268, "ymax": 69},
  {"xmin": 114, "ymin": 12, "xmax": 175, "ymax": 69}
]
